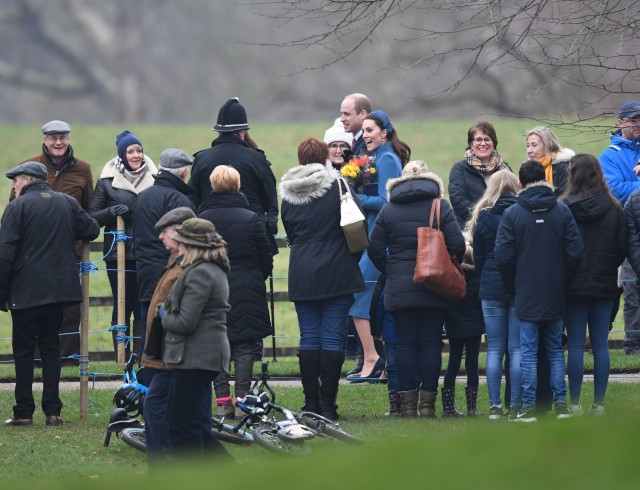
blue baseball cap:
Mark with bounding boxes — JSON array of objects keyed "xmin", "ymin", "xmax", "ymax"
[{"xmin": 617, "ymin": 101, "xmax": 640, "ymax": 119}]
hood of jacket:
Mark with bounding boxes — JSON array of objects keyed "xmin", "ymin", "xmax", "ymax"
[
  {"xmin": 553, "ymin": 147, "xmax": 576, "ymax": 164},
  {"xmin": 565, "ymin": 190, "xmax": 616, "ymax": 223},
  {"xmin": 491, "ymin": 193, "xmax": 518, "ymax": 215},
  {"xmin": 517, "ymin": 182, "xmax": 558, "ymax": 213},
  {"xmin": 610, "ymin": 131, "xmax": 640, "ymax": 150},
  {"xmin": 200, "ymin": 191, "xmax": 250, "ymax": 211},
  {"xmin": 388, "ymin": 175, "xmax": 442, "ymax": 204},
  {"xmin": 279, "ymin": 163, "xmax": 337, "ymax": 205},
  {"xmin": 387, "ymin": 169, "xmax": 444, "ymax": 196}
]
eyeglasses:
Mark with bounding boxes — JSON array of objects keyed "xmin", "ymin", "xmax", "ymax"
[
  {"xmin": 472, "ymin": 137, "xmax": 493, "ymax": 144},
  {"xmin": 328, "ymin": 142, "xmax": 350, "ymax": 150}
]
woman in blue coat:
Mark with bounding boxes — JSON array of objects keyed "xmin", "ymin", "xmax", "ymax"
[{"xmin": 346, "ymin": 110, "xmax": 410, "ymax": 383}]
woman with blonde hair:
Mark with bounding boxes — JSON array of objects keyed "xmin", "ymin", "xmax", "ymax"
[
  {"xmin": 470, "ymin": 169, "xmax": 521, "ymax": 420},
  {"xmin": 526, "ymin": 126, "xmax": 575, "ymax": 195}
]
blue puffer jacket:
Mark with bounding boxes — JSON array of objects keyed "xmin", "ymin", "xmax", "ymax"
[
  {"xmin": 473, "ymin": 193, "xmax": 517, "ymax": 302},
  {"xmin": 599, "ymin": 132, "xmax": 640, "ymax": 205}
]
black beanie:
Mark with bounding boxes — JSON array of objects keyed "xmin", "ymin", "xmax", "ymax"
[{"xmin": 213, "ymin": 97, "xmax": 249, "ymax": 133}]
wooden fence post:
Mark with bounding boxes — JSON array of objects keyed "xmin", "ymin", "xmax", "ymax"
[{"xmin": 116, "ymin": 216, "xmax": 126, "ymax": 366}]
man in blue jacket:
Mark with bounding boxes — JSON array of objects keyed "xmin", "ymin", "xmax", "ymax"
[
  {"xmin": 495, "ymin": 160, "xmax": 584, "ymax": 422},
  {"xmin": 600, "ymin": 101, "xmax": 640, "ymax": 354}
]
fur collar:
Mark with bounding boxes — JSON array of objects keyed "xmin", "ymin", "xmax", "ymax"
[
  {"xmin": 521, "ymin": 181, "xmax": 554, "ymax": 193},
  {"xmin": 386, "ymin": 171, "xmax": 444, "ymax": 197},
  {"xmin": 100, "ymin": 155, "xmax": 157, "ymax": 194},
  {"xmin": 553, "ymin": 147, "xmax": 575, "ymax": 164},
  {"xmin": 280, "ymin": 163, "xmax": 337, "ymax": 205}
]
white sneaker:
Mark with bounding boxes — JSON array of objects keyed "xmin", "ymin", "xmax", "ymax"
[
  {"xmin": 589, "ymin": 404, "xmax": 606, "ymax": 416},
  {"xmin": 569, "ymin": 404, "xmax": 584, "ymax": 416},
  {"xmin": 488, "ymin": 405, "xmax": 503, "ymax": 421},
  {"xmin": 512, "ymin": 409, "xmax": 537, "ymax": 423}
]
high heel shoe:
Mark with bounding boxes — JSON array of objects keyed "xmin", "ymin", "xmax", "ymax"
[
  {"xmin": 344, "ymin": 355, "xmax": 364, "ymax": 377},
  {"xmin": 347, "ymin": 358, "xmax": 385, "ymax": 383}
]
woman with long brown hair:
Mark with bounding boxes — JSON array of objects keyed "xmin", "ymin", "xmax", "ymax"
[{"xmin": 562, "ymin": 154, "xmax": 626, "ymax": 415}]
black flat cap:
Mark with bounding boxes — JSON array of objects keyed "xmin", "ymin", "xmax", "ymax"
[
  {"xmin": 154, "ymin": 207, "xmax": 196, "ymax": 233},
  {"xmin": 6, "ymin": 161, "xmax": 48, "ymax": 180}
]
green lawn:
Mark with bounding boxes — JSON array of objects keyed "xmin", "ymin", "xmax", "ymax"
[
  {"xmin": 0, "ymin": 382, "xmax": 639, "ymax": 486},
  {"xmin": 0, "ymin": 120, "xmax": 621, "ymax": 355}
]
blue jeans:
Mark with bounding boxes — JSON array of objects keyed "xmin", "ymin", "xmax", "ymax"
[
  {"xmin": 566, "ymin": 300, "xmax": 613, "ymax": 404},
  {"xmin": 482, "ymin": 300, "xmax": 521, "ymax": 408},
  {"xmin": 144, "ymin": 369, "xmax": 171, "ymax": 458},
  {"xmin": 295, "ymin": 295, "xmax": 353, "ymax": 352},
  {"xmin": 393, "ymin": 309, "xmax": 444, "ymax": 392},
  {"xmin": 520, "ymin": 318, "xmax": 566, "ymax": 409}
]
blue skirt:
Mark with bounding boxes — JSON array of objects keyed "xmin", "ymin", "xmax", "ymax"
[{"xmin": 349, "ymin": 250, "xmax": 381, "ymax": 320}]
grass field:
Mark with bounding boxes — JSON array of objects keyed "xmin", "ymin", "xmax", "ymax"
[
  {"xmin": 0, "ymin": 119, "xmax": 622, "ymax": 358},
  {"xmin": 0, "ymin": 382, "xmax": 639, "ymax": 486}
]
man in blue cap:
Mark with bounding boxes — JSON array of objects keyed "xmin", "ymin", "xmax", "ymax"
[
  {"xmin": 0, "ymin": 162, "xmax": 99, "ymax": 426},
  {"xmin": 606, "ymin": 101, "xmax": 640, "ymax": 355}
]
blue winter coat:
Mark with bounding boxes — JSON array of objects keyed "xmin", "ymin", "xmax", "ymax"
[
  {"xmin": 356, "ymin": 141, "xmax": 403, "ymax": 232},
  {"xmin": 473, "ymin": 193, "xmax": 518, "ymax": 302},
  {"xmin": 494, "ymin": 183, "xmax": 584, "ymax": 322},
  {"xmin": 599, "ymin": 132, "xmax": 640, "ymax": 204}
]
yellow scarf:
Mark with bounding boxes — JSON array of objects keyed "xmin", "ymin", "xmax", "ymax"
[{"xmin": 539, "ymin": 155, "xmax": 553, "ymax": 185}]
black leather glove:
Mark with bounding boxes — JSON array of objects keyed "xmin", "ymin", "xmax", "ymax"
[{"xmin": 109, "ymin": 204, "xmax": 129, "ymax": 216}]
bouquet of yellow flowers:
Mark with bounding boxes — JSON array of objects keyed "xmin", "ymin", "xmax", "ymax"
[{"xmin": 340, "ymin": 155, "xmax": 377, "ymax": 192}]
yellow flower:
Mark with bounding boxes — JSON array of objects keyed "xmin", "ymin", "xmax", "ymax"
[
  {"xmin": 368, "ymin": 167, "xmax": 377, "ymax": 175},
  {"xmin": 340, "ymin": 163, "xmax": 360, "ymax": 178}
]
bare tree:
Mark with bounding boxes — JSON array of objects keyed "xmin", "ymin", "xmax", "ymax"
[{"xmin": 252, "ymin": 0, "xmax": 640, "ymax": 119}]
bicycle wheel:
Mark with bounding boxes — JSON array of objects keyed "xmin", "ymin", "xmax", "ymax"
[
  {"xmin": 119, "ymin": 428, "xmax": 147, "ymax": 452},
  {"xmin": 252, "ymin": 423, "xmax": 310, "ymax": 455},
  {"xmin": 210, "ymin": 424, "xmax": 253, "ymax": 445},
  {"xmin": 298, "ymin": 412, "xmax": 361, "ymax": 444}
]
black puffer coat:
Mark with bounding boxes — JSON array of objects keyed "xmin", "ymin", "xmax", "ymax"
[
  {"xmin": 199, "ymin": 191, "xmax": 274, "ymax": 343},
  {"xmin": 495, "ymin": 183, "xmax": 584, "ymax": 322},
  {"xmin": 564, "ymin": 191, "xmax": 626, "ymax": 299},
  {"xmin": 191, "ymin": 133, "xmax": 278, "ymax": 250},
  {"xmin": 90, "ymin": 157, "xmax": 156, "ymax": 262},
  {"xmin": 133, "ymin": 171, "xmax": 194, "ymax": 301},
  {"xmin": 0, "ymin": 181, "xmax": 99, "ymax": 310},
  {"xmin": 369, "ymin": 173, "xmax": 466, "ymax": 312},
  {"xmin": 473, "ymin": 194, "xmax": 518, "ymax": 302},
  {"xmin": 448, "ymin": 159, "xmax": 510, "ymax": 226},
  {"xmin": 625, "ymin": 191, "xmax": 640, "ymax": 276},
  {"xmin": 280, "ymin": 163, "xmax": 364, "ymax": 302}
]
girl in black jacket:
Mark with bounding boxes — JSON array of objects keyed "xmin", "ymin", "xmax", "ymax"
[
  {"xmin": 369, "ymin": 162, "xmax": 466, "ymax": 417},
  {"xmin": 199, "ymin": 165, "xmax": 274, "ymax": 418},
  {"xmin": 469, "ymin": 170, "xmax": 520, "ymax": 419},
  {"xmin": 562, "ymin": 154, "xmax": 626, "ymax": 415}
]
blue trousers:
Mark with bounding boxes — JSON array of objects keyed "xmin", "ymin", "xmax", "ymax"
[
  {"xmin": 143, "ymin": 369, "xmax": 171, "ymax": 458},
  {"xmin": 566, "ymin": 300, "xmax": 613, "ymax": 404},
  {"xmin": 295, "ymin": 295, "xmax": 353, "ymax": 352}
]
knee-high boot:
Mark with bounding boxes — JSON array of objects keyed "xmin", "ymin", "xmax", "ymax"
[
  {"xmin": 298, "ymin": 350, "xmax": 321, "ymax": 413},
  {"xmin": 320, "ymin": 350, "xmax": 345, "ymax": 421}
]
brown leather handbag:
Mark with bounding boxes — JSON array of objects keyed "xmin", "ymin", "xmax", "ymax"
[{"xmin": 413, "ymin": 198, "xmax": 466, "ymax": 300}]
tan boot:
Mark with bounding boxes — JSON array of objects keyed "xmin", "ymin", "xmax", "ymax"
[{"xmin": 418, "ymin": 390, "xmax": 437, "ymax": 418}]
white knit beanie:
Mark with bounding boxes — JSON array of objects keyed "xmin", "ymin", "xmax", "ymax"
[{"xmin": 323, "ymin": 119, "xmax": 353, "ymax": 146}]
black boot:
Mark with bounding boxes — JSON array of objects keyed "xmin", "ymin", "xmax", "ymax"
[
  {"xmin": 298, "ymin": 350, "xmax": 321, "ymax": 413},
  {"xmin": 442, "ymin": 386, "xmax": 464, "ymax": 418},
  {"xmin": 385, "ymin": 391, "xmax": 401, "ymax": 417},
  {"xmin": 320, "ymin": 350, "xmax": 345, "ymax": 421},
  {"xmin": 465, "ymin": 385, "xmax": 479, "ymax": 417},
  {"xmin": 398, "ymin": 390, "xmax": 418, "ymax": 417}
]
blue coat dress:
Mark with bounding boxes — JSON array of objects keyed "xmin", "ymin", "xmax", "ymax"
[{"xmin": 349, "ymin": 142, "xmax": 402, "ymax": 319}]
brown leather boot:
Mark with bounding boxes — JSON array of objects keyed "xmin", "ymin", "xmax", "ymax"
[
  {"xmin": 398, "ymin": 390, "xmax": 418, "ymax": 417},
  {"xmin": 418, "ymin": 390, "xmax": 437, "ymax": 418}
]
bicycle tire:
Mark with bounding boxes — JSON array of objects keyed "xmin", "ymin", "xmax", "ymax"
[
  {"xmin": 252, "ymin": 424, "xmax": 310, "ymax": 455},
  {"xmin": 299, "ymin": 412, "xmax": 361, "ymax": 444},
  {"xmin": 119, "ymin": 427, "xmax": 147, "ymax": 452}
]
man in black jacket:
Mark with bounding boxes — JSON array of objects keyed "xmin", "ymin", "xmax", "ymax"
[
  {"xmin": 133, "ymin": 148, "xmax": 194, "ymax": 337},
  {"xmin": 0, "ymin": 162, "xmax": 99, "ymax": 427},
  {"xmin": 190, "ymin": 98, "xmax": 278, "ymax": 253},
  {"xmin": 495, "ymin": 160, "xmax": 583, "ymax": 422}
]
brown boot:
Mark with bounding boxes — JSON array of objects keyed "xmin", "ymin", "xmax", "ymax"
[
  {"xmin": 398, "ymin": 390, "xmax": 418, "ymax": 417},
  {"xmin": 385, "ymin": 392, "xmax": 401, "ymax": 417},
  {"xmin": 418, "ymin": 390, "xmax": 437, "ymax": 418},
  {"xmin": 442, "ymin": 386, "xmax": 464, "ymax": 418}
]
